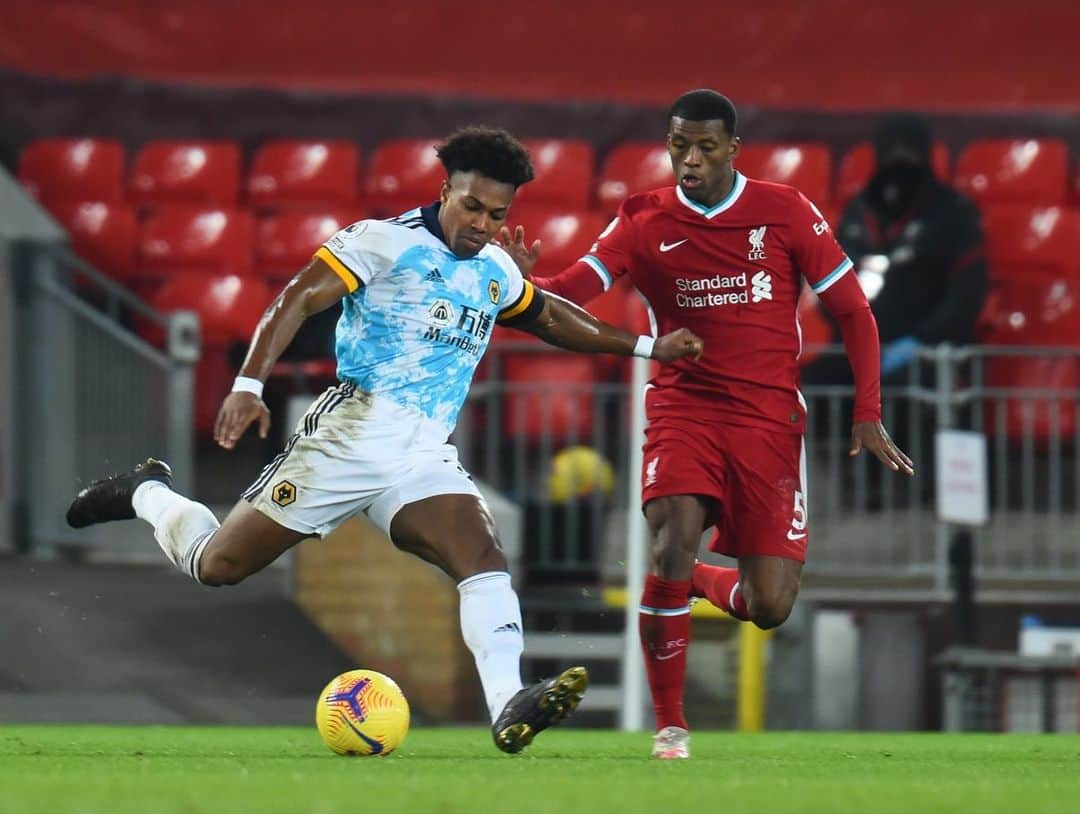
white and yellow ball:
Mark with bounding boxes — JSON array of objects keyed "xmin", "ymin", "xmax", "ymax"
[{"xmin": 315, "ymin": 669, "xmax": 410, "ymax": 756}]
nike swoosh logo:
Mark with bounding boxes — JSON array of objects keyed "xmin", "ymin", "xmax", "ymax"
[
  {"xmin": 656, "ymin": 650, "xmax": 685, "ymax": 661},
  {"xmin": 659, "ymin": 239, "xmax": 688, "ymax": 252},
  {"xmin": 787, "ymin": 530, "xmax": 807, "ymax": 541}
]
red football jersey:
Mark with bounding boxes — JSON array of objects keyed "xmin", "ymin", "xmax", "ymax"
[{"xmin": 566, "ymin": 174, "xmax": 853, "ymax": 433}]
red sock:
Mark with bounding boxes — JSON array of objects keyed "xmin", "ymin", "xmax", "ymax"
[
  {"xmin": 639, "ymin": 574, "xmax": 692, "ymax": 731},
  {"xmin": 691, "ymin": 563, "xmax": 750, "ymax": 621}
]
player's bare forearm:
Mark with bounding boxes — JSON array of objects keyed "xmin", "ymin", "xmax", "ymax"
[
  {"xmin": 522, "ymin": 293, "xmax": 637, "ymax": 355},
  {"xmin": 237, "ymin": 258, "xmax": 349, "ymax": 381},
  {"xmin": 215, "ymin": 258, "xmax": 349, "ymax": 450},
  {"xmin": 518, "ymin": 294, "xmax": 703, "ymax": 363}
]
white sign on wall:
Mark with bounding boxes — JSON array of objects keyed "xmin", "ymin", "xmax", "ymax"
[{"xmin": 935, "ymin": 429, "xmax": 989, "ymax": 526}]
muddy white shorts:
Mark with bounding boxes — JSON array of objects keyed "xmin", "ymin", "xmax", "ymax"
[{"xmin": 242, "ymin": 382, "xmax": 482, "ymax": 537}]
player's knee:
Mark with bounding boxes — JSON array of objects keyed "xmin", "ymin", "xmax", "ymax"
[
  {"xmin": 396, "ymin": 531, "xmax": 507, "ymax": 581},
  {"xmin": 652, "ymin": 539, "xmax": 696, "ymax": 576},
  {"xmin": 197, "ymin": 549, "xmax": 252, "ymax": 587},
  {"xmin": 646, "ymin": 498, "xmax": 704, "ymax": 573},
  {"xmin": 454, "ymin": 539, "xmax": 508, "ymax": 580},
  {"xmin": 746, "ymin": 593, "xmax": 794, "ymax": 630}
]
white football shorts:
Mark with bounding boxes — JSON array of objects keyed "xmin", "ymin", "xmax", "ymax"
[{"xmin": 243, "ymin": 382, "xmax": 482, "ymax": 537}]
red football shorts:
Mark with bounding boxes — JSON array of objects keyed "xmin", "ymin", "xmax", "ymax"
[{"xmin": 640, "ymin": 419, "xmax": 808, "ymax": 562}]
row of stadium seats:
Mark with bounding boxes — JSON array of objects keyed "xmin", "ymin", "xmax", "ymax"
[
  {"xmin": 18, "ymin": 138, "xmax": 1078, "ymax": 444},
  {"xmin": 51, "ymin": 202, "xmax": 613, "ymax": 286},
  {"xmin": 51, "ymin": 198, "xmax": 1080, "ymax": 289},
  {"xmin": 40, "ymin": 194, "xmax": 1080, "ymax": 446},
  {"xmin": 18, "ymin": 136, "xmax": 1080, "ymax": 215}
]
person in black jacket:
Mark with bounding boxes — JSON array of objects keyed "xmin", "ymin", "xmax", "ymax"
[
  {"xmin": 834, "ymin": 114, "xmax": 988, "ymax": 383},
  {"xmin": 805, "ymin": 115, "xmax": 988, "ymax": 505}
]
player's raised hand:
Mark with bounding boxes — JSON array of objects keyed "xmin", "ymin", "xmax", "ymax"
[
  {"xmin": 214, "ymin": 391, "xmax": 271, "ymax": 450},
  {"xmin": 651, "ymin": 328, "xmax": 705, "ymax": 363},
  {"xmin": 849, "ymin": 421, "xmax": 915, "ymax": 476},
  {"xmin": 493, "ymin": 225, "xmax": 542, "ymax": 278}
]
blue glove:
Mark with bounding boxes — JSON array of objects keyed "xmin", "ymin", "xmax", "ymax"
[{"xmin": 880, "ymin": 335, "xmax": 920, "ymax": 376}]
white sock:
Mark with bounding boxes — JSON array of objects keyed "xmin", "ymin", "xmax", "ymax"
[
  {"xmin": 132, "ymin": 481, "xmax": 220, "ymax": 583},
  {"xmin": 458, "ymin": 571, "xmax": 525, "ymax": 722}
]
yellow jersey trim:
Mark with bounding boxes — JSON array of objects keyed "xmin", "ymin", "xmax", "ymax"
[
  {"xmin": 315, "ymin": 246, "xmax": 360, "ymax": 293},
  {"xmin": 497, "ymin": 279, "xmax": 536, "ymax": 322}
]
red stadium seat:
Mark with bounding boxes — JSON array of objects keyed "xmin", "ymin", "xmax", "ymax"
[
  {"xmin": 247, "ymin": 140, "xmax": 361, "ymax": 210},
  {"xmin": 129, "ymin": 140, "xmax": 242, "ymax": 207},
  {"xmin": 515, "ymin": 139, "xmax": 595, "ymax": 209},
  {"xmin": 835, "ymin": 142, "xmax": 951, "ymax": 205},
  {"xmin": 502, "ymin": 351, "xmax": 598, "ymax": 443},
  {"xmin": 985, "ymin": 355, "xmax": 1078, "ymax": 443},
  {"xmin": 256, "ymin": 211, "xmax": 356, "ymax": 282},
  {"xmin": 597, "ymin": 143, "xmax": 672, "ymax": 211},
  {"xmin": 189, "ymin": 351, "xmax": 238, "ymax": 441},
  {"xmin": 150, "ymin": 274, "xmax": 274, "ymax": 437},
  {"xmin": 366, "ymin": 139, "xmax": 443, "ymax": 217},
  {"xmin": 269, "ymin": 358, "xmax": 339, "ymax": 392},
  {"xmin": 50, "ymin": 201, "xmax": 138, "ymax": 282},
  {"xmin": 954, "ymin": 139, "xmax": 1068, "ymax": 207},
  {"xmin": 980, "ymin": 277, "xmax": 1078, "ymax": 442},
  {"xmin": 139, "ymin": 206, "xmax": 255, "ymax": 282},
  {"xmin": 736, "ymin": 143, "xmax": 833, "ymax": 204},
  {"xmin": 979, "ymin": 277, "xmax": 1077, "ymax": 347},
  {"xmin": 18, "ymin": 138, "xmax": 126, "ymax": 205},
  {"xmin": 148, "ymin": 273, "xmax": 273, "ymax": 347},
  {"xmin": 509, "ymin": 207, "xmax": 610, "ymax": 277},
  {"xmin": 981, "ymin": 205, "xmax": 1080, "ymax": 281},
  {"xmin": 474, "ymin": 323, "xmax": 529, "ymax": 383}
]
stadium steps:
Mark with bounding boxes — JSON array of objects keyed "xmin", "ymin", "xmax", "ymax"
[
  {"xmin": 0, "ymin": 557, "xmax": 356, "ymax": 724},
  {"xmin": 520, "ymin": 589, "xmax": 626, "ymax": 719},
  {"xmin": 523, "ymin": 631, "xmax": 622, "ymax": 713}
]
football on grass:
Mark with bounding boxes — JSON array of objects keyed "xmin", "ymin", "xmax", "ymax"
[{"xmin": 316, "ymin": 669, "xmax": 410, "ymax": 756}]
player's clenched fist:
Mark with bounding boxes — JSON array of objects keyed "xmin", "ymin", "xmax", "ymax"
[
  {"xmin": 652, "ymin": 328, "xmax": 705, "ymax": 363},
  {"xmin": 214, "ymin": 391, "xmax": 271, "ymax": 450}
]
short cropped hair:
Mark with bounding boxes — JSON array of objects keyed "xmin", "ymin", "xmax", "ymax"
[
  {"xmin": 668, "ymin": 89, "xmax": 738, "ymax": 136},
  {"xmin": 436, "ymin": 127, "xmax": 535, "ymax": 188}
]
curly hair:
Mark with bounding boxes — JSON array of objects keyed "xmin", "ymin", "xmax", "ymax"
[
  {"xmin": 669, "ymin": 89, "xmax": 737, "ymax": 136},
  {"xmin": 436, "ymin": 127, "xmax": 535, "ymax": 188}
]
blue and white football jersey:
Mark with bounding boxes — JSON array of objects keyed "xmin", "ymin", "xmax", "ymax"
[{"xmin": 314, "ymin": 204, "xmax": 538, "ymax": 437}]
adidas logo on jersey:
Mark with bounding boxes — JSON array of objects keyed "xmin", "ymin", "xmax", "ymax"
[
  {"xmin": 425, "ymin": 267, "xmax": 444, "ymax": 283},
  {"xmin": 751, "ymin": 270, "xmax": 773, "ymax": 302},
  {"xmin": 493, "ymin": 622, "xmax": 522, "ymax": 634}
]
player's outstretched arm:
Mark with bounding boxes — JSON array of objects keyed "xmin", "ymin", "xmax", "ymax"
[
  {"xmin": 514, "ymin": 290, "xmax": 703, "ymax": 364},
  {"xmin": 214, "ymin": 258, "xmax": 349, "ymax": 450},
  {"xmin": 812, "ymin": 261, "xmax": 914, "ymax": 476}
]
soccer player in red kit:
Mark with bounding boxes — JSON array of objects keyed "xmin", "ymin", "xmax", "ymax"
[{"xmin": 501, "ymin": 90, "xmax": 914, "ymax": 758}]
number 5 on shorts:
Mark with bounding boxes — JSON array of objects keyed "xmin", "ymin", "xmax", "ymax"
[{"xmin": 791, "ymin": 490, "xmax": 807, "ymax": 531}]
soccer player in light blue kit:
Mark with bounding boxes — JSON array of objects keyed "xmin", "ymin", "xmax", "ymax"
[{"xmin": 67, "ymin": 128, "xmax": 704, "ymax": 753}]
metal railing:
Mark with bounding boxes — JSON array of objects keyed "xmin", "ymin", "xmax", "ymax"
[
  {"xmin": 8, "ymin": 241, "xmax": 197, "ymax": 553},
  {"xmin": 455, "ymin": 340, "xmax": 1080, "ymax": 598},
  {"xmin": 938, "ymin": 648, "xmax": 1078, "ymax": 732}
]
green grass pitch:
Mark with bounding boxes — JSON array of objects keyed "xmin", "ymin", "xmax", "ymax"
[{"xmin": 2, "ymin": 726, "xmax": 1078, "ymax": 814}]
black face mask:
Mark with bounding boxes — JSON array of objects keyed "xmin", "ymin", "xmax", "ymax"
[{"xmin": 872, "ymin": 162, "xmax": 928, "ymax": 217}]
